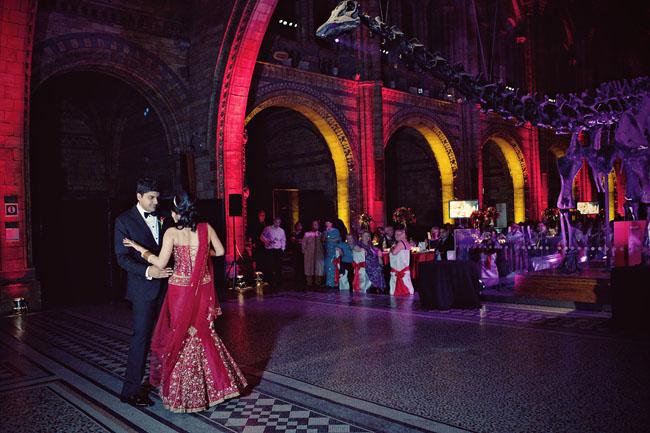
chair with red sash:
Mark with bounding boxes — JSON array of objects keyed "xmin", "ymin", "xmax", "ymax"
[
  {"xmin": 352, "ymin": 249, "xmax": 371, "ymax": 293},
  {"xmin": 389, "ymin": 247, "xmax": 415, "ymax": 296}
]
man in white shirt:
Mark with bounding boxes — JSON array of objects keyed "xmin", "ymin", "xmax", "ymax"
[{"xmin": 261, "ymin": 217, "xmax": 286, "ymax": 287}]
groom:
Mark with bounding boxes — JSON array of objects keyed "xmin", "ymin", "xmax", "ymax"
[{"xmin": 114, "ymin": 178, "xmax": 173, "ymax": 406}]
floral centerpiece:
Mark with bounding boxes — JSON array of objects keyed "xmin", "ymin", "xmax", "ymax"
[
  {"xmin": 541, "ymin": 207, "xmax": 560, "ymax": 229},
  {"xmin": 469, "ymin": 207, "xmax": 500, "ymax": 230},
  {"xmin": 358, "ymin": 213, "xmax": 373, "ymax": 231},
  {"xmin": 392, "ymin": 207, "xmax": 415, "ymax": 229}
]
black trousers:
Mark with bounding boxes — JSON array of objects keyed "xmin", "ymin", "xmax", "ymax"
[
  {"xmin": 267, "ymin": 248, "xmax": 283, "ymax": 286},
  {"xmin": 121, "ymin": 295, "xmax": 162, "ymax": 398}
]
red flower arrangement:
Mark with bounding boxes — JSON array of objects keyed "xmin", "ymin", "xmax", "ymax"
[
  {"xmin": 392, "ymin": 207, "xmax": 415, "ymax": 229},
  {"xmin": 469, "ymin": 207, "xmax": 500, "ymax": 230},
  {"xmin": 358, "ymin": 213, "xmax": 373, "ymax": 230},
  {"xmin": 541, "ymin": 207, "xmax": 560, "ymax": 228}
]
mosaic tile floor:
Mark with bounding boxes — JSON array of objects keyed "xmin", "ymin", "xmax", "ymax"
[{"xmin": 1, "ymin": 290, "xmax": 649, "ymax": 433}]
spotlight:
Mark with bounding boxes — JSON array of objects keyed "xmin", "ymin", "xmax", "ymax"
[
  {"xmin": 288, "ymin": 22, "xmax": 293, "ymax": 26},
  {"xmin": 294, "ymin": 23, "xmax": 298, "ymax": 28},
  {"xmin": 278, "ymin": 19, "xmax": 282, "ymax": 24},
  {"xmin": 334, "ymin": 38, "xmax": 340, "ymax": 43}
]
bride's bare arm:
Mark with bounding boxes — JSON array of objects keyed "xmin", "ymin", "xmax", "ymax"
[
  {"xmin": 124, "ymin": 230, "xmax": 175, "ymax": 269},
  {"xmin": 208, "ymin": 224, "xmax": 225, "ymax": 257}
]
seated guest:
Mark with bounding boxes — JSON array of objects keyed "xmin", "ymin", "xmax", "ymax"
[
  {"xmin": 336, "ymin": 235, "xmax": 355, "ymax": 291},
  {"xmin": 355, "ymin": 230, "xmax": 385, "ymax": 293},
  {"xmin": 389, "ymin": 229, "xmax": 414, "ymax": 296},
  {"xmin": 428, "ymin": 226, "xmax": 441, "ymax": 250},
  {"xmin": 323, "ymin": 219, "xmax": 342, "ymax": 288},
  {"xmin": 438, "ymin": 224, "xmax": 455, "ymax": 261},
  {"xmin": 351, "ymin": 236, "xmax": 371, "ymax": 293},
  {"xmin": 382, "ymin": 225, "xmax": 396, "ymax": 249},
  {"xmin": 302, "ymin": 220, "xmax": 324, "ymax": 286}
]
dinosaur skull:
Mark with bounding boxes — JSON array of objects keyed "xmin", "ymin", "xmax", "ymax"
[{"xmin": 316, "ymin": 1, "xmax": 361, "ymax": 39}]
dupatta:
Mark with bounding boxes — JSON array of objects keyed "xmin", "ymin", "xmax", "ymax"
[{"xmin": 149, "ymin": 223, "xmax": 216, "ymax": 394}]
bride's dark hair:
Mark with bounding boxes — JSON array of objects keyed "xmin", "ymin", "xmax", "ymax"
[{"xmin": 172, "ymin": 191, "xmax": 198, "ymax": 231}]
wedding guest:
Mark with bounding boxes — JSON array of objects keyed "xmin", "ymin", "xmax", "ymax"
[
  {"xmin": 381, "ymin": 225, "xmax": 396, "ymax": 249},
  {"xmin": 389, "ymin": 229, "xmax": 414, "ymax": 296},
  {"xmin": 336, "ymin": 234, "xmax": 355, "ymax": 291},
  {"xmin": 323, "ymin": 219, "xmax": 342, "ymax": 288},
  {"xmin": 302, "ymin": 220, "xmax": 324, "ymax": 286},
  {"xmin": 261, "ymin": 217, "xmax": 286, "ymax": 287},
  {"xmin": 355, "ymin": 230, "xmax": 385, "ymax": 292},
  {"xmin": 428, "ymin": 226, "xmax": 441, "ymax": 250},
  {"xmin": 249, "ymin": 210, "xmax": 268, "ymax": 277},
  {"xmin": 438, "ymin": 224, "xmax": 455, "ymax": 261}
]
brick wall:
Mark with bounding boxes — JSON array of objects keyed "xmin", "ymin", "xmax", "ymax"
[{"xmin": 0, "ymin": 0, "xmax": 38, "ymax": 313}]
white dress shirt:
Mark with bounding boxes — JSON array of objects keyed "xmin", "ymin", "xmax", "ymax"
[
  {"xmin": 261, "ymin": 225, "xmax": 286, "ymax": 251},
  {"xmin": 136, "ymin": 203, "xmax": 160, "ymax": 279}
]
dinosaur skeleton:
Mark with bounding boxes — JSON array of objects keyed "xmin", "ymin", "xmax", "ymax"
[{"xmin": 317, "ymin": 1, "xmax": 650, "ymax": 248}]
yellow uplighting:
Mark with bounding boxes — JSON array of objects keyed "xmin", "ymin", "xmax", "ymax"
[
  {"xmin": 608, "ymin": 170, "xmax": 616, "ymax": 221},
  {"xmin": 412, "ymin": 125, "xmax": 456, "ymax": 224},
  {"xmin": 246, "ymin": 95, "xmax": 352, "ymax": 230},
  {"xmin": 485, "ymin": 136, "xmax": 526, "ymax": 223}
]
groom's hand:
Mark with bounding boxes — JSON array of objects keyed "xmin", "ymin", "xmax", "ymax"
[{"xmin": 148, "ymin": 266, "xmax": 173, "ymax": 279}]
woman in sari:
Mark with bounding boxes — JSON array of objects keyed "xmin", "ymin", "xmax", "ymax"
[
  {"xmin": 122, "ymin": 192, "xmax": 247, "ymax": 413},
  {"xmin": 322, "ymin": 219, "xmax": 342, "ymax": 288}
]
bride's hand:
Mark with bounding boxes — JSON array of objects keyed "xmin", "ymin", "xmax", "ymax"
[{"xmin": 123, "ymin": 238, "xmax": 143, "ymax": 252}]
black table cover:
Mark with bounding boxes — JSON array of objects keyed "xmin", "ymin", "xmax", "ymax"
[{"xmin": 416, "ymin": 260, "xmax": 482, "ymax": 310}]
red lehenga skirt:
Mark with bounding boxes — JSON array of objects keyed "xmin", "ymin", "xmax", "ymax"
[
  {"xmin": 159, "ymin": 284, "xmax": 247, "ymax": 413},
  {"xmin": 150, "ymin": 224, "xmax": 247, "ymax": 413}
]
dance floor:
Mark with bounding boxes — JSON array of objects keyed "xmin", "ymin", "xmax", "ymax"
[{"xmin": 1, "ymin": 290, "xmax": 649, "ymax": 433}]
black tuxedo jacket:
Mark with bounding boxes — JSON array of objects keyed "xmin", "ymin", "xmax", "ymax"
[{"xmin": 114, "ymin": 206, "xmax": 172, "ymax": 302}]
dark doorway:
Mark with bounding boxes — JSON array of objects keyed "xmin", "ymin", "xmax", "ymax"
[
  {"xmin": 385, "ymin": 127, "xmax": 442, "ymax": 231},
  {"xmin": 30, "ymin": 71, "xmax": 175, "ymax": 307},
  {"xmin": 245, "ymin": 107, "xmax": 336, "ymax": 235},
  {"xmin": 482, "ymin": 140, "xmax": 515, "ymax": 224}
]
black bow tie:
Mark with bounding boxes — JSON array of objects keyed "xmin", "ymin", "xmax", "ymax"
[{"xmin": 144, "ymin": 211, "xmax": 158, "ymax": 219}]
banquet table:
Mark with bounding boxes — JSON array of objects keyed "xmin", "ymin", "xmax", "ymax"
[
  {"xmin": 382, "ymin": 251, "xmax": 436, "ymax": 279},
  {"xmin": 416, "ymin": 260, "xmax": 482, "ymax": 310}
]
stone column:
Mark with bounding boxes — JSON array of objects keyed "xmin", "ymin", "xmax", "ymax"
[{"xmin": 0, "ymin": 0, "xmax": 40, "ymax": 313}]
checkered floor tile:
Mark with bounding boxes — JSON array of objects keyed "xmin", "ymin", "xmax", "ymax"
[
  {"xmin": 19, "ymin": 313, "xmax": 373, "ymax": 433},
  {"xmin": 208, "ymin": 391, "xmax": 369, "ymax": 433}
]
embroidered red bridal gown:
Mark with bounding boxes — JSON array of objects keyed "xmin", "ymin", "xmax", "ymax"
[{"xmin": 149, "ymin": 223, "xmax": 247, "ymax": 413}]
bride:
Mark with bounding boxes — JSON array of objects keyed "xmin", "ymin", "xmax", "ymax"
[{"xmin": 123, "ymin": 192, "xmax": 247, "ymax": 413}]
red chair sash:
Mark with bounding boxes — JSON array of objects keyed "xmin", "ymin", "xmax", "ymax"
[
  {"xmin": 391, "ymin": 266, "xmax": 410, "ymax": 296},
  {"xmin": 352, "ymin": 261, "xmax": 366, "ymax": 292}
]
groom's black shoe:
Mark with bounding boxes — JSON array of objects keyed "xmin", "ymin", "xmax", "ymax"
[{"xmin": 120, "ymin": 394, "xmax": 154, "ymax": 407}]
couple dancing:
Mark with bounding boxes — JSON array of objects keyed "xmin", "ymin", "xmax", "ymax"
[{"xmin": 114, "ymin": 178, "xmax": 247, "ymax": 413}]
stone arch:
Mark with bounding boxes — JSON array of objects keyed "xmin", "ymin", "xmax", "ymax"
[
  {"xmin": 245, "ymin": 92, "xmax": 355, "ymax": 228},
  {"xmin": 31, "ymin": 33, "xmax": 188, "ymax": 152},
  {"xmin": 384, "ymin": 113, "xmax": 458, "ymax": 224},
  {"xmin": 211, "ymin": 0, "xmax": 280, "ymax": 259},
  {"xmin": 481, "ymin": 132, "xmax": 528, "ymax": 223}
]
